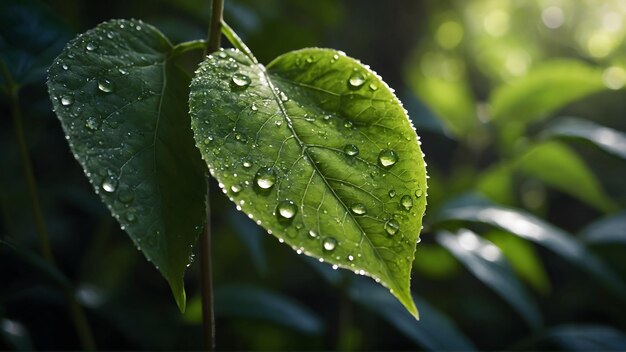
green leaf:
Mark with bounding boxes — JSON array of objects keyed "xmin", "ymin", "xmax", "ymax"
[
  {"xmin": 0, "ymin": 0, "xmax": 71, "ymax": 88},
  {"xmin": 579, "ymin": 211, "xmax": 626, "ymax": 245},
  {"xmin": 542, "ymin": 117, "xmax": 626, "ymax": 161},
  {"xmin": 433, "ymin": 204, "xmax": 626, "ymax": 298},
  {"xmin": 437, "ymin": 230, "xmax": 542, "ymax": 330},
  {"xmin": 489, "ymin": 60, "xmax": 607, "ymax": 124},
  {"xmin": 189, "ymin": 48, "xmax": 427, "ymax": 318},
  {"xmin": 348, "ymin": 277, "xmax": 476, "ymax": 351},
  {"xmin": 184, "ymin": 284, "xmax": 324, "ymax": 334},
  {"xmin": 47, "ymin": 19, "xmax": 207, "ymax": 311},
  {"xmin": 514, "ymin": 141, "xmax": 616, "ymax": 212}
]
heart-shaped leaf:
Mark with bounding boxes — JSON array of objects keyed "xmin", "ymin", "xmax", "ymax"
[
  {"xmin": 189, "ymin": 48, "xmax": 427, "ymax": 317},
  {"xmin": 47, "ymin": 19, "xmax": 207, "ymax": 311}
]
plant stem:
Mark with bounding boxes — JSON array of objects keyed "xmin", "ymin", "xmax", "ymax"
[
  {"xmin": 221, "ymin": 21, "xmax": 258, "ymax": 64},
  {"xmin": 199, "ymin": 0, "xmax": 224, "ymax": 350},
  {"xmin": 2, "ymin": 61, "xmax": 96, "ymax": 351}
]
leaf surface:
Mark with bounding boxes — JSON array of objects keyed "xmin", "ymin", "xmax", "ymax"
[
  {"xmin": 189, "ymin": 48, "xmax": 427, "ymax": 317},
  {"xmin": 47, "ymin": 19, "xmax": 207, "ymax": 310},
  {"xmin": 579, "ymin": 211, "xmax": 626, "ymax": 245}
]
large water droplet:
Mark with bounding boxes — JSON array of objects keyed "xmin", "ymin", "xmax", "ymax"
[
  {"xmin": 98, "ymin": 79, "xmax": 114, "ymax": 93},
  {"xmin": 378, "ymin": 149, "xmax": 398, "ymax": 167},
  {"xmin": 61, "ymin": 95, "xmax": 74, "ymax": 106},
  {"xmin": 254, "ymin": 167, "xmax": 276, "ymax": 189},
  {"xmin": 277, "ymin": 200, "xmax": 297, "ymax": 219},
  {"xmin": 323, "ymin": 237, "xmax": 337, "ymax": 251},
  {"xmin": 231, "ymin": 73, "xmax": 251, "ymax": 88},
  {"xmin": 400, "ymin": 195, "xmax": 413, "ymax": 210},
  {"xmin": 101, "ymin": 176, "xmax": 118, "ymax": 193},
  {"xmin": 348, "ymin": 72, "xmax": 366, "ymax": 88},
  {"xmin": 350, "ymin": 203, "xmax": 367, "ymax": 215},
  {"xmin": 86, "ymin": 42, "xmax": 97, "ymax": 51},
  {"xmin": 343, "ymin": 144, "xmax": 359, "ymax": 156},
  {"xmin": 384, "ymin": 219, "xmax": 400, "ymax": 236}
]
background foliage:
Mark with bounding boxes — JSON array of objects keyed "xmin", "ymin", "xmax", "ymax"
[{"xmin": 1, "ymin": 0, "xmax": 626, "ymax": 350}]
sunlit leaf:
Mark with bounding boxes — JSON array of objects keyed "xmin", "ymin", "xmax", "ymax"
[
  {"xmin": 47, "ymin": 19, "xmax": 207, "ymax": 311},
  {"xmin": 190, "ymin": 48, "xmax": 427, "ymax": 317},
  {"xmin": 579, "ymin": 211, "xmax": 626, "ymax": 245},
  {"xmin": 514, "ymin": 141, "xmax": 616, "ymax": 212},
  {"xmin": 489, "ymin": 60, "xmax": 606, "ymax": 124},
  {"xmin": 433, "ymin": 204, "xmax": 626, "ymax": 298},
  {"xmin": 0, "ymin": 0, "xmax": 71, "ymax": 87},
  {"xmin": 437, "ymin": 230, "xmax": 542, "ymax": 329},
  {"xmin": 348, "ymin": 277, "xmax": 476, "ymax": 351},
  {"xmin": 184, "ymin": 285, "xmax": 324, "ymax": 334},
  {"xmin": 543, "ymin": 117, "xmax": 626, "ymax": 161}
]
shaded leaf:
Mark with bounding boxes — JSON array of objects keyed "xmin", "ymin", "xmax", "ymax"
[
  {"xmin": 184, "ymin": 285, "xmax": 324, "ymax": 334},
  {"xmin": 0, "ymin": 0, "xmax": 71, "ymax": 87},
  {"xmin": 489, "ymin": 60, "xmax": 606, "ymax": 124},
  {"xmin": 47, "ymin": 19, "xmax": 207, "ymax": 311},
  {"xmin": 542, "ymin": 324, "xmax": 626, "ymax": 351},
  {"xmin": 228, "ymin": 208, "xmax": 268, "ymax": 274},
  {"xmin": 0, "ymin": 319, "xmax": 33, "ymax": 351},
  {"xmin": 348, "ymin": 277, "xmax": 476, "ymax": 351},
  {"xmin": 433, "ymin": 204, "xmax": 626, "ymax": 298},
  {"xmin": 514, "ymin": 141, "xmax": 616, "ymax": 212},
  {"xmin": 579, "ymin": 211, "xmax": 626, "ymax": 245},
  {"xmin": 190, "ymin": 48, "xmax": 427, "ymax": 317},
  {"xmin": 437, "ymin": 230, "xmax": 542, "ymax": 329},
  {"xmin": 543, "ymin": 117, "xmax": 626, "ymax": 161}
]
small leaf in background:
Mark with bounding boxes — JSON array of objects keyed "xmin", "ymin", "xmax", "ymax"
[
  {"xmin": 489, "ymin": 59, "xmax": 607, "ymax": 124},
  {"xmin": 484, "ymin": 231, "xmax": 551, "ymax": 294},
  {"xmin": 579, "ymin": 211, "xmax": 626, "ymax": 245},
  {"xmin": 433, "ymin": 204, "xmax": 626, "ymax": 298},
  {"xmin": 514, "ymin": 141, "xmax": 616, "ymax": 212},
  {"xmin": 190, "ymin": 48, "xmax": 427, "ymax": 317},
  {"xmin": 47, "ymin": 19, "xmax": 207, "ymax": 311},
  {"xmin": 184, "ymin": 285, "xmax": 324, "ymax": 335},
  {"xmin": 437, "ymin": 230, "xmax": 542, "ymax": 330},
  {"xmin": 348, "ymin": 277, "xmax": 476, "ymax": 351},
  {"xmin": 228, "ymin": 208, "xmax": 268, "ymax": 275},
  {"xmin": 405, "ymin": 50, "xmax": 476, "ymax": 138},
  {"xmin": 0, "ymin": 319, "xmax": 33, "ymax": 351},
  {"xmin": 541, "ymin": 324, "xmax": 626, "ymax": 351},
  {"xmin": 542, "ymin": 117, "xmax": 626, "ymax": 161},
  {"xmin": 0, "ymin": 0, "xmax": 71, "ymax": 87}
]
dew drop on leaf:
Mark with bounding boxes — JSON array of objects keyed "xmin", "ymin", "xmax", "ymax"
[
  {"xmin": 61, "ymin": 95, "xmax": 74, "ymax": 106},
  {"xmin": 388, "ymin": 190, "xmax": 396, "ymax": 198},
  {"xmin": 384, "ymin": 219, "xmax": 400, "ymax": 236},
  {"xmin": 126, "ymin": 211, "xmax": 136, "ymax": 222},
  {"xmin": 231, "ymin": 184, "xmax": 242, "ymax": 193},
  {"xmin": 254, "ymin": 167, "xmax": 276, "ymax": 189},
  {"xmin": 369, "ymin": 83, "xmax": 378, "ymax": 91},
  {"xmin": 348, "ymin": 72, "xmax": 366, "ymax": 88},
  {"xmin": 343, "ymin": 144, "xmax": 359, "ymax": 156},
  {"xmin": 231, "ymin": 73, "xmax": 251, "ymax": 89},
  {"xmin": 323, "ymin": 237, "xmax": 337, "ymax": 251},
  {"xmin": 98, "ymin": 79, "xmax": 114, "ymax": 93},
  {"xmin": 86, "ymin": 42, "xmax": 97, "ymax": 51},
  {"xmin": 350, "ymin": 203, "xmax": 367, "ymax": 215},
  {"xmin": 242, "ymin": 158, "xmax": 253, "ymax": 168},
  {"xmin": 277, "ymin": 200, "xmax": 297, "ymax": 219},
  {"xmin": 400, "ymin": 195, "xmax": 413, "ymax": 210},
  {"xmin": 415, "ymin": 187, "xmax": 423, "ymax": 198},
  {"xmin": 378, "ymin": 149, "xmax": 398, "ymax": 167},
  {"xmin": 101, "ymin": 176, "xmax": 118, "ymax": 193},
  {"xmin": 347, "ymin": 255, "xmax": 354, "ymax": 261},
  {"xmin": 308, "ymin": 230, "xmax": 318, "ymax": 238}
]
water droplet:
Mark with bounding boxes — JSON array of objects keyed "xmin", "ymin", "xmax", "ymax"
[
  {"xmin": 98, "ymin": 79, "xmax": 114, "ymax": 93},
  {"xmin": 350, "ymin": 203, "xmax": 367, "ymax": 215},
  {"xmin": 388, "ymin": 190, "xmax": 396, "ymax": 198},
  {"xmin": 85, "ymin": 116, "xmax": 99, "ymax": 130},
  {"xmin": 277, "ymin": 200, "xmax": 297, "ymax": 219},
  {"xmin": 231, "ymin": 73, "xmax": 251, "ymax": 88},
  {"xmin": 254, "ymin": 167, "xmax": 276, "ymax": 189},
  {"xmin": 323, "ymin": 237, "xmax": 337, "ymax": 251},
  {"xmin": 62, "ymin": 64, "xmax": 68, "ymax": 70},
  {"xmin": 86, "ymin": 42, "xmax": 97, "ymax": 51},
  {"xmin": 400, "ymin": 195, "xmax": 413, "ymax": 210},
  {"xmin": 384, "ymin": 219, "xmax": 400, "ymax": 236},
  {"xmin": 308, "ymin": 230, "xmax": 318, "ymax": 238},
  {"xmin": 343, "ymin": 144, "xmax": 359, "ymax": 156},
  {"xmin": 242, "ymin": 158, "xmax": 253, "ymax": 168},
  {"xmin": 306, "ymin": 55, "xmax": 315, "ymax": 63},
  {"xmin": 126, "ymin": 211, "xmax": 136, "ymax": 222},
  {"xmin": 378, "ymin": 149, "xmax": 398, "ymax": 167},
  {"xmin": 231, "ymin": 184, "xmax": 242, "ymax": 193},
  {"xmin": 347, "ymin": 255, "xmax": 354, "ymax": 261},
  {"xmin": 118, "ymin": 68, "xmax": 129, "ymax": 75},
  {"xmin": 101, "ymin": 176, "xmax": 118, "ymax": 193},
  {"xmin": 251, "ymin": 103, "xmax": 258, "ymax": 111},
  {"xmin": 61, "ymin": 95, "xmax": 74, "ymax": 106},
  {"xmin": 369, "ymin": 83, "xmax": 378, "ymax": 91},
  {"xmin": 415, "ymin": 187, "xmax": 423, "ymax": 198},
  {"xmin": 348, "ymin": 72, "xmax": 366, "ymax": 88},
  {"xmin": 279, "ymin": 91, "xmax": 289, "ymax": 102},
  {"xmin": 344, "ymin": 121, "xmax": 353, "ymax": 128}
]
